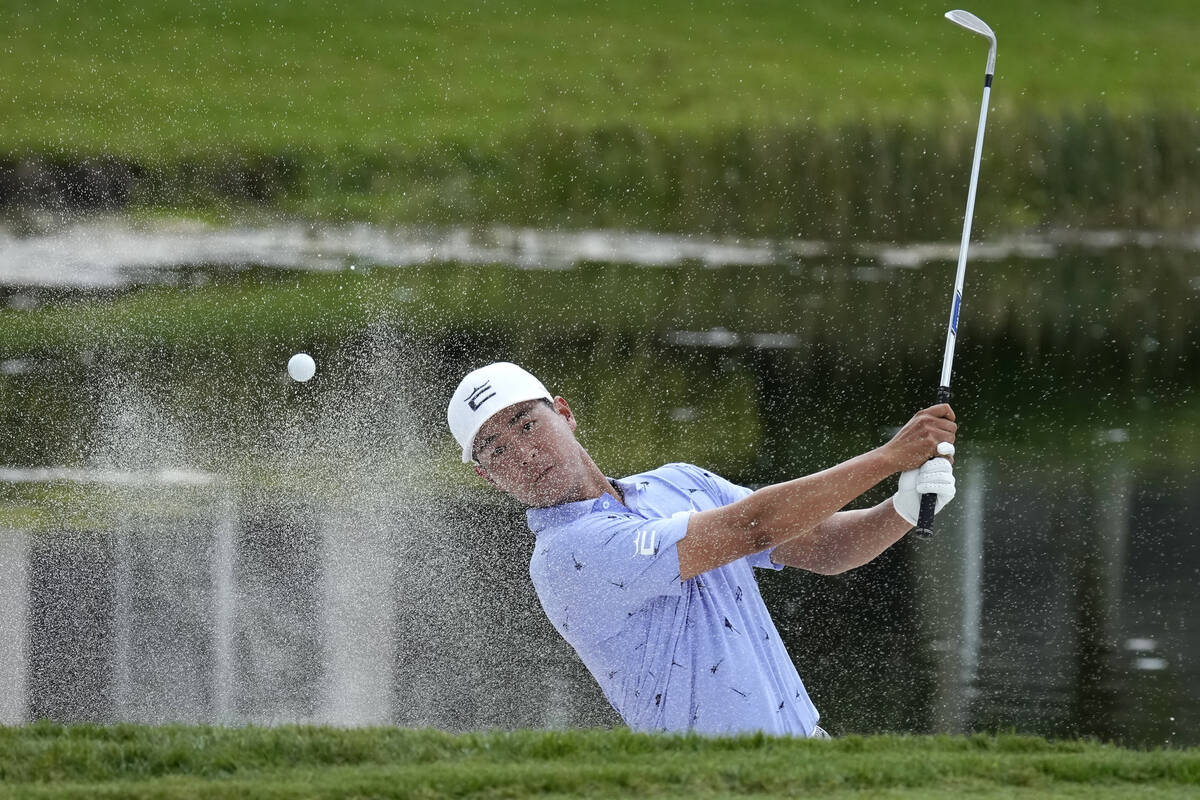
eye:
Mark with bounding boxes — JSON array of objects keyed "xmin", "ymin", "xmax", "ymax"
[
  {"xmin": 491, "ymin": 445, "xmax": 506, "ymax": 459},
  {"xmin": 523, "ymin": 420, "xmax": 536, "ymax": 432}
]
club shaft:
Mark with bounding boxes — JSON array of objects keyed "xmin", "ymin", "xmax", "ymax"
[
  {"xmin": 915, "ymin": 68, "xmax": 993, "ymax": 540},
  {"xmin": 939, "ymin": 79, "xmax": 991, "ymax": 388}
]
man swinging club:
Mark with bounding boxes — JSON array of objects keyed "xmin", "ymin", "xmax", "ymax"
[{"xmin": 447, "ymin": 362, "xmax": 957, "ymax": 737}]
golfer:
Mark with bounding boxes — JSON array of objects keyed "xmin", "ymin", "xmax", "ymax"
[{"xmin": 448, "ymin": 362, "xmax": 957, "ymax": 737}]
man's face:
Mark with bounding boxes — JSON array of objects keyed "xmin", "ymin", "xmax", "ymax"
[{"xmin": 472, "ymin": 397, "xmax": 585, "ymax": 508}]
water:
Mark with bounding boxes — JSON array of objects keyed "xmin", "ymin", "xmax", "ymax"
[
  {"xmin": 0, "ymin": 223, "xmax": 1197, "ymax": 744},
  {"xmin": 4, "ymin": 216, "xmax": 1198, "ymax": 290}
]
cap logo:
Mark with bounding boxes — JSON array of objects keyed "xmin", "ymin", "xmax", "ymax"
[{"xmin": 465, "ymin": 381, "xmax": 497, "ymax": 412}]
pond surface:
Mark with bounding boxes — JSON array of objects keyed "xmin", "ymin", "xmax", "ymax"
[{"xmin": 0, "ymin": 224, "xmax": 1197, "ymax": 745}]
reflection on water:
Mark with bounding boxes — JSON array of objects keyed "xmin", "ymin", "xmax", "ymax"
[
  {"xmin": 0, "ymin": 240, "xmax": 1197, "ymax": 744},
  {"xmin": 922, "ymin": 452, "xmax": 1196, "ymax": 745},
  {"xmin": 3, "ymin": 217, "xmax": 1199, "ymax": 289},
  {"xmin": 756, "ymin": 448, "xmax": 1198, "ymax": 748},
  {"xmin": 2, "ymin": 448, "xmax": 1193, "ymax": 745}
]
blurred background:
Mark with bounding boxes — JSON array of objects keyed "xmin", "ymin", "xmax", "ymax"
[{"xmin": 0, "ymin": 1, "xmax": 1196, "ymax": 745}]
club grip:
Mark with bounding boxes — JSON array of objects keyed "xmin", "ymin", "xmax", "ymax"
[
  {"xmin": 913, "ymin": 492, "xmax": 938, "ymax": 538},
  {"xmin": 912, "ymin": 385, "xmax": 952, "ymax": 540}
]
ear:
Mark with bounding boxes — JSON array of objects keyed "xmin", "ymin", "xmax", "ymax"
[
  {"xmin": 552, "ymin": 396, "xmax": 577, "ymax": 432},
  {"xmin": 473, "ymin": 464, "xmax": 500, "ymax": 489}
]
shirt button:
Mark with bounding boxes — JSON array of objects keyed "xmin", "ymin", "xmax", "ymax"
[{"xmin": 602, "ymin": 501, "xmax": 610, "ymax": 508}]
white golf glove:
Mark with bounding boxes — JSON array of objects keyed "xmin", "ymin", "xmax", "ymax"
[{"xmin": 892, "ymin": 452, "xmax": 956, "ymax": 526}]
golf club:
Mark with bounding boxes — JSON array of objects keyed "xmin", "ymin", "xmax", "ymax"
[{"xmin": 914, "ymin": 9, "xmax": 996, "ymax": 538}]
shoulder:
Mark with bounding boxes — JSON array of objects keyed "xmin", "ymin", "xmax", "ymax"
[
  {"xmin": 529, "ymin": 508, "xmax": 644, "ymax": 576},
  {"xmin": 629, "ymin": 462, "xmax": 719, "ymax": 490},
  {"xmin": 646, "ymin": 463, "xmax": 751, "ymax": 505},
  {"xmin": 529, "ymin": 506, "xmax": 689, "ymax": 618}
]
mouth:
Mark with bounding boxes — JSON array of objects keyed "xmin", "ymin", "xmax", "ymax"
[{"xmin": 533, "ymin": 464, "xmax": 555, "ymax": 483}]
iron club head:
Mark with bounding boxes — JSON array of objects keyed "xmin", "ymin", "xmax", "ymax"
[{"xmin": 945, "ymin": 9, "xmax": 996, "ymax": 75}]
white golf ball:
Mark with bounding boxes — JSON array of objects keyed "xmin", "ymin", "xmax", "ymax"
[{"xmin": 287, "ymin": 352, "xmax": 316, "ymax": 382}]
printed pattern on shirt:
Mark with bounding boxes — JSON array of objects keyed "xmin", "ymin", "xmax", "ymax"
[{"xmin": 527, "ymin": 463, "xmax": 820, "ymax": 737}]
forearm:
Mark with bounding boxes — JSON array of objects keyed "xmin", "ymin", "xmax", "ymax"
[
  {"xmin": 676, "ymin": 403, "xmax": 956, "ymax": 581},
  {"xmin": 678, "ymin": 448, "xmax": 895, "ymax": 581},
  {"xmin": 770, "ymin": 499, "xmax": 911, "ymax": 574},
  {"xmin": 736, "ymin": 448, "xmax": 895, "ymax": 546}
]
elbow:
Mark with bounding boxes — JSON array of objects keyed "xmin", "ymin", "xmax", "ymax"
[
  {"xmin": 799, "ymin": 550, "xmax": 862, "ymax": 576},
  {"xmin": 778, "ymin": 549, "xmax": 849, "ymax": 576},
  {"xmin": 738, "ymin": 510, "xmax": 778, "ymax": 553},
  {"xmin": 750, "ymin": 527, "xmax": 775, "ymax": 553},
  {"xmin": 814, "ymin": 557, "xmax": 866, "ymax": 576}
]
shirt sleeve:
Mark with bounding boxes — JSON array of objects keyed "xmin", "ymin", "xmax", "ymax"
[
  {"xmin": 681, "ymin": 464, "xmax": 783, "ymax": 572},
  {"xmin": 693, "ymin": 466, "xmax": 753, "ymax": 506},
  {"xmin": 532, "ymin": 510, "xmax": 691, "ymax": 644}
]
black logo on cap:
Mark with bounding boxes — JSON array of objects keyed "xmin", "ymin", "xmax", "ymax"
[{"xmin": 466, "ymin": 381, "xmax": 497, "ymax": 411}]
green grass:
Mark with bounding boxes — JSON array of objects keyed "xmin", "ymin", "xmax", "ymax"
[
  {"xmin": 2, "ymin": 0, "xmax": 1197, "ymax": 157},
  {"xmin": 0, "ymin": 479, "xmax": 222, "ymax": 534},
  {"xmin": 0, "ymin": 725, "xmax": 1196, "ymax": 799},
  {"xmin": 3, "ymin": 248, "xmax": 1197, "ymax": 366},
  {"xmin": 2, "ymin": 1, "xmax": 1199, "ymax": 233},
  {"xmin": 2, "ymin": 248, "xmax": 1196, "ymax": 475}
]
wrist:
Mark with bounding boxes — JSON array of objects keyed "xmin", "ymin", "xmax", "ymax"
[
  {"xmin": 862, "ymin": 446, "xmax": 901, "ymax": 481},
  {"xmin": 890, "ymin": 493, "xmax": 918, "ymax": 526}
]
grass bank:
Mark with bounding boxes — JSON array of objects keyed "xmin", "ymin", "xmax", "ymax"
[
  {"xmin": 2, "ymin": 247, "xmax": 1196, "ymax": 473},
  {"xmin": 3, "ymin": 248, "xmax": 1196, "ymax": 379},
  {"xmin": 5, "ymin": 0, "xmax": 1196, "ymax": 152},
  {"xmin": 0, "ymin": 725, "xmax": 1196, "ymax": 799},
  {"xmin": 2, "ymin": 1, "xmax": 1198, "ymax": 234}
]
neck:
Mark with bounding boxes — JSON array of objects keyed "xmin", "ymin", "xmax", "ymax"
[{"xmin": 562, "ymin": 449, "xmax": 622, "ymax": 506}]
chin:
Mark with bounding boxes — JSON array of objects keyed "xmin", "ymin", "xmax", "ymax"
[
  {"xmin": 526, "ymin": 488, "xmax": 567, "ymax": 508},
  {"xmin": 525, "ymin": 480, "xmax": 580, "ymax": 509}
]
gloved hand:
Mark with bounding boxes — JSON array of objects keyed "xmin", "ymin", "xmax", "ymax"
[{"xmin": 892, "ymin": 447, "xmax": 956, "ymax": 526}]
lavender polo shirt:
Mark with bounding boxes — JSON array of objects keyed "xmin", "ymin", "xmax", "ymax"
[{"xmin": 527, "ymin": 462, "xmax": 820, "ymax": 736}]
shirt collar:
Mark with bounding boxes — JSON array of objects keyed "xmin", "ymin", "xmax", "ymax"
[{"xmin": 526, "ymin": 478, "xmax": 640, "ymax": 534}]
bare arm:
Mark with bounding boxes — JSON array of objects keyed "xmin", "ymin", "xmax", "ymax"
[
  {"xmin": 676, "ymin": 404, "xmax": 956, "ymax": 581},
  {"xmin": 768, "ymin": 499, "xmax": 912, "ymax": 575}
]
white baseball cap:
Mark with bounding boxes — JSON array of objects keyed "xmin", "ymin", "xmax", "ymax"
[{"xmin": 447, "ymin": 362, "xmax": 553, "ymax": 462}]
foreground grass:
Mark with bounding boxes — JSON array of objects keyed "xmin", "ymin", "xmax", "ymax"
[{"xmin": 0, "ymin": 725, "xmax": 1196, "ymax": 799}]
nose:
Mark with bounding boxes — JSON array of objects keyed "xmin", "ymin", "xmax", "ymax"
[{"xmin": 515, "ymin": 437, "xmax": 539, "ymax": 465}]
